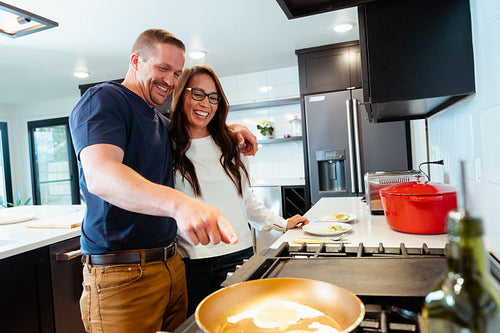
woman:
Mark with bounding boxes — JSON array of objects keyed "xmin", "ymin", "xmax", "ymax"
[{"xmin": 169, "ymin": 65, "xmax": 308, "ymax": 314}]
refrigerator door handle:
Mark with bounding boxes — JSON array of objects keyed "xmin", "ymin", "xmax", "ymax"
[
  {"xmin": 346, "ymin": 99, "xmax": 356, "ymax": 194},
  {"xmin": 352, "ymin": 99, "xmax": 363, "ymax": 194}
]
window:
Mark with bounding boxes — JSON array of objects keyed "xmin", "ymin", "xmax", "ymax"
[
  {"xmin": 0, "ymin": 122, "xmax": 13, "ymax": 206},
  {"xmin": 28, "ymin": 117, "xmax": 80, "ymax": 205}
]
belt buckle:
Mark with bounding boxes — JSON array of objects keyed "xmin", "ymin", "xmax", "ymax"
[{"xmin": 163, "ymin": 241, "xmax": 177, "ymax": 261}]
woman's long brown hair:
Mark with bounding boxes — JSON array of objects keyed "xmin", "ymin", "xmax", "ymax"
[{"xmin": 169, "ymin": 65, "xmax": 249, "ymax": 197}]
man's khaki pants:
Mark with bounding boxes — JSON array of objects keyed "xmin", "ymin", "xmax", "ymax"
[{"xmin": 80, "ymin": 252, "xmax": 187, "ymax": 333}]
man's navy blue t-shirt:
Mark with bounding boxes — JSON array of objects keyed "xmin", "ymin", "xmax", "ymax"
[{"xmin": 69, "ymin": 81, "xmax": 177, "ymax": 255}]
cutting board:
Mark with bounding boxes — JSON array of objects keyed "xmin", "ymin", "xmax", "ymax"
[
  {"xmin": 0, "ymin": 211, "xmax": 34, "ymax": 225},
  {"xmin": 26, "ymin": 211, "xmax": 84, "ymax": 229}
]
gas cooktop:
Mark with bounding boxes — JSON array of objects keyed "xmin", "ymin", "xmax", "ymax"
[{"xmin": 173, "ymin": 242, "xmax": 500, "ymax": 333}]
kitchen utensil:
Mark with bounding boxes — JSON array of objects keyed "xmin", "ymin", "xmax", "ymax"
[
  {"xmin": 380, "ymin": 181, "xmax": 457, "ymax": 234},
  {"xmin": 303, "ymin": 222, "xmax": 352, "ymax": 236},
  {"xmin": 195, "ymin": 277, "xmax": 365, "ymax": 333}
]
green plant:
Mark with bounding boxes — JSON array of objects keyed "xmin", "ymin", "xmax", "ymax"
[
  {"xmin": 256, "ymin": 120, "xmax": 274, "ymax": 136},
  {"xmin": 0, "ymin": 188, "xmax": 32, "ymax": 208}
]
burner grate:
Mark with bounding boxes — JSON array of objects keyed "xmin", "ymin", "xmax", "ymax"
[{"xmin": 283, "ymin": 242, "xmax": 447, "ymax": 259}]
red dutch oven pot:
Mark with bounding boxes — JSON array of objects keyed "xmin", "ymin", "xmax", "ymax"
[{"xmin": 379, "ymin": 181, "xmax": 457, "ymax": 234}]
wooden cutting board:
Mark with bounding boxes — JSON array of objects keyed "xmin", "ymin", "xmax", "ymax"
[
  {"xmin": 26, "ymin": 211, "xmax": 83, "ymax": 229},
  {"xmin": 0, "ymin": 212, "xmax": 34, "ymax": 225}
]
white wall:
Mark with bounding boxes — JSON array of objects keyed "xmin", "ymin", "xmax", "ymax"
[{"xmin": 426, "ymin": 0, "xmax": 500, "ymax": 255}]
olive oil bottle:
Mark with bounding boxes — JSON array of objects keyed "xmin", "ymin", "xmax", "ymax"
[{"xmin": 422, "ymin": 162, "xmax": 500, "ymax": 332}]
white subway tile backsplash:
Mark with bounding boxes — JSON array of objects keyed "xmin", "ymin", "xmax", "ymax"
[
  {"xmin": 480, "ymin": 105, "xmax": 500, "ymax": 185},
  {"xmin": 426, "ymin": 0, "xmax": 500, "ymax": 256},
  {"xmin": 473, "ymin": 0, "xmax": 500, "ymax": 36},
  {"xmin": 474, "ymin": 17, "xmax": 500, "ymax": 112}
]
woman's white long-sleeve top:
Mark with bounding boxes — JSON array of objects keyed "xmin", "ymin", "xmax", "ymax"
[{"xmin": 174, "ymin": 135, "xmax": 287, "ymax": 259}]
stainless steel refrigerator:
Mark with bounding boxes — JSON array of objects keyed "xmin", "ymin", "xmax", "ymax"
[{"xmin": 304, "ymin": 89, "xmax": 409, "ymax": 204}]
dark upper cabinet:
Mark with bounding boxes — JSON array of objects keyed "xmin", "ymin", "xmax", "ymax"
[
  {"xmin": 278, "ymin": 0, "xmax": 475, "ymax": 123},
  {"xmin": 358, "ymin": 0, "xmax": 475, "ymax": 122},
  {"xmin": 275, "ymin": 0, "xmax": 380, "ymax": 19},
  {"xmin": 296, "ymin": 41, "xmax": 362, "ymax": 95}
]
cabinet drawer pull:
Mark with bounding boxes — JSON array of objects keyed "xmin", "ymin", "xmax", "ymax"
[{"xmin": 56, "ymin": 249, "xmax": 82, "ymax": 261}]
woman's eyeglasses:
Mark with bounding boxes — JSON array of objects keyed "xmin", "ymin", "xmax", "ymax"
[{"xmin": 186, "ymin": 88, "xmax": 220, "ymax": 104}]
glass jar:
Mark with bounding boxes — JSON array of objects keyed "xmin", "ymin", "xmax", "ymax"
[{"xmin": 289, "ymin": 116, "xmax": 302, "ymax": 137}]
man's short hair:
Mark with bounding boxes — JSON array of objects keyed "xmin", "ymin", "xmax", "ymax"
[{"xmin": 132, "ymin": 29, "xmax": 186, "ymax": 60}]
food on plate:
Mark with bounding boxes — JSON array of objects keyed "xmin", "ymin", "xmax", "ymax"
[
  {"xmin": 331, "ymin": 213, "xmax": 350, "ymax": 221},
  {"xmin": 221, "ymin": 300, "xmax": 341, "ymax": 332},
  {"xmin": 322, "ymin": 224, "xmax": 347, "ymax": 233}
]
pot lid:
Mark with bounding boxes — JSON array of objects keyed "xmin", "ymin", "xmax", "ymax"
[{"xmin": 380, "ymin": 181, "xmax": 457, "ymax": 196}]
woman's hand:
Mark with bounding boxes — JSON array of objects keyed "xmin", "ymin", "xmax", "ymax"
[{"xmin": 286, "ymin": 214, "xmax": 309, "ymax": 229}]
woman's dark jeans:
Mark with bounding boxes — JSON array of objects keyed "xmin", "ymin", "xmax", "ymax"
[{"xmin": 183, "ymin": 247, "xmax": 254, "ymax": 316}]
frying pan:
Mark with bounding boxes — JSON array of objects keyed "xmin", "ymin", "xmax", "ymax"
[{"xmin": 195, "ymin": 277, "xmax": 365, "ymax": 333}]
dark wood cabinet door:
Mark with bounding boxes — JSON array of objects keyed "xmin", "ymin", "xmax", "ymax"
[
  {"xmin": 0, "ymin": 247, "xmax": 55, "ymax": 333},
  {"xmin": 348, "ymin": 46, "xmax": 362, "ymax": 89},
  {"xmin": 296, "ymin": 42, "xmax": 361, "ymax": 94}
]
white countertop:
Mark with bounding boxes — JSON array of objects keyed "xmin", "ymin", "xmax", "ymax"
[
  {"xmin": 0, "ymin": 205, "xmax": 84, "ymax": 260},
  {"xmin": 271, "ymin": 197, "xmax": 450, "ymax": 249}
]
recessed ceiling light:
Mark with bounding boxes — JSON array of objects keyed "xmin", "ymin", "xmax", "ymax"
[
  {"xmin": 332, "ymin": 22, "xmax": 355, "ymax": 33},
  {"xmin": 189, "ymin": 50, "xmax": 207, "ymax": 60},
  {"xmin": 260, "ymin": 86, "xmax": 272, "ymax": 93},
  {"xmin": 73, "ymin": 71, "xmax": 90, "ymax": 79}
]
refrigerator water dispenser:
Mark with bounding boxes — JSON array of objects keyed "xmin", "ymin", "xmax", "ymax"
[{"xmin": 316, "ymin": 149, "xmax": 346, "ymax": 192}]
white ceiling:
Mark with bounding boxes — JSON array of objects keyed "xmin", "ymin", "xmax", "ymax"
[{"xmin": 0, "ymin": 0, "xmax": 359, "ymax": 104}]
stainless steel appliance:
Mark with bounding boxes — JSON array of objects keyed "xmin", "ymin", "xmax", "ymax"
[
  {"xmin": 250, "ymin": 186, "xmax": 283, "ymax": 253},
  {"xmin": 364, "ymin": 170, "xmax": 423, "ymax": 215},
  {"xmin": 304, "ymin": 89, "xmax": 409, "ymax": 203},
  {"xmin": 172, "ymin": 242, "xmax": 500, "ymax": 333}
]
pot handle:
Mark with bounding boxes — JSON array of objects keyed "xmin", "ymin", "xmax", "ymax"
[{"xmin": 410, "ymin": 195, "xmax": 444, "ymax": 202}]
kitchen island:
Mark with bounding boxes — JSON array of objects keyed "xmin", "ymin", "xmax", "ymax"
[
  {"xmin": 0, "ymin": 204, "xmax": 84, "ymax": 259},
  {"xmin": 0, "ymin": 205, "xmax": 85, "ymax": 333}
]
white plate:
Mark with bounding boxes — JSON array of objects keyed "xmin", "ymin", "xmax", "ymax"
[
  {"xmin": 0, "ymin": 212, "xmax": 34, "ymax": 225},
  {"xmin": 302, "ymin": 222, "xmax": 352, "ymax": 236},
  {"xmin": 314, "ymin": 212, "xmax": 357, "ymax": 223}
]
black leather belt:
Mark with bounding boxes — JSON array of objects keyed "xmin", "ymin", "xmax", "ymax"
[{"xmin": 83, "ymin": 241, "xmax": 177, "ymax": 266}]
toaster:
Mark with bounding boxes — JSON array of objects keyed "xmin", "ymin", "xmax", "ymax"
[{"xmin": 364, "ymin": 170, "xmax": 424, "ymax": 215}]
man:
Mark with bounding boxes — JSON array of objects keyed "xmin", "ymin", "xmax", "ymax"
[{"xmin": 69, "ymin": 29, "xmax": 257, "ymax": 333}]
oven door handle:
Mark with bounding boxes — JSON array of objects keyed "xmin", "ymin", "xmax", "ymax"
[{"xmin": 56, "ymin": 248, "xmax": 82, "ymax": 261}]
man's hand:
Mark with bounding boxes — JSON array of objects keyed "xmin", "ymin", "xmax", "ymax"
[
  {"xmin": 174, "ymin": 196, "xmax": 238, "ymax": 246},
  {"xmin": 228, "ymin": 123, "xmax": 258, "ymax": 156}
]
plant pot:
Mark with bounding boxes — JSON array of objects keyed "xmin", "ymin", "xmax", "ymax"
[
  {"xmin": 380, "ymin": 181, "xmax": 457, "ymax": 234},
  {"xmin": 261, "ymin": 133, "xmax": 274, "ymax": 139}
]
